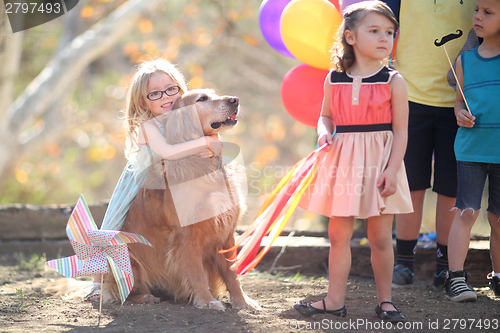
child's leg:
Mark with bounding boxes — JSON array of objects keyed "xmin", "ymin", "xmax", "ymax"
[
  {"xmin": 310, "ymin": 216, "xmax": 354, "ymax": 311},
  {"xmin": 434, "ymin": 194, "xmax": 456, "ymax": 282},
  {"xmin": 448, "ymin": 210, "xmax": 479, "ymax": 270},
  {"xmin": 487, "ymin": 163, "xmax": 500, "ymax": 273},
  {"xmin": 448, "ymin": 161, "xmax": 487, "ymax": 271},
  {"xmin": 395, "ymin": 190, "xmax": 425, "ymax": 241},
  {"xmin": 488, "ymin": 212, "xmax": 500, "ymax": 273},
  {"xmin": 394, "ymin": 190, "xmax": 424, "ymax": 274},
  {"xmin": 486, "ymin": 165, "xmax": 500, "ymax": 295},
  {"xmin": 368, "ymin": 214, "xmax": 396, "ymax": 310},
  {"xmin": 435, "ymin": 194, "xmax": 457, "ymax": 246}
]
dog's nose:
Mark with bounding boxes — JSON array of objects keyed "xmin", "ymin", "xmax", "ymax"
[{"xmin": 228, "ymin": 97, "xmax": 239, "ymax": 105}]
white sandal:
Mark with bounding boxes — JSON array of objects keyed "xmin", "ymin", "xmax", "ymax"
[{"xmin": 84, "ymin": 282, "xmax": 101, "ymax": 301}]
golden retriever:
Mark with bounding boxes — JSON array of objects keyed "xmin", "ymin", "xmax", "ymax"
[{"xmin": 101, "ymin": 89, "xmax": 260, "ymax": 311}]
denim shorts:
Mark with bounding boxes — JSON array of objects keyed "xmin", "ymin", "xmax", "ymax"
[{"xmin": 455, "ymin": 161, "xmax": 500, "ymax": 216}]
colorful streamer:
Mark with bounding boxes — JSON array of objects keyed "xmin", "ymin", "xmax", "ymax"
[{"xmin": 220, "ymin": 142, "xmax": 330, "ymax": 275}]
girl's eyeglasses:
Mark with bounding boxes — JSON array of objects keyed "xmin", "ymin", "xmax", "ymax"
[{"xmin": 147, "ymin": 86, "xmax": 181, "ymax": 101}]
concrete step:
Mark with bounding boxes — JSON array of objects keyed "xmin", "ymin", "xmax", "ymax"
[{"xmin": 0, "ymin": 236, "xmax": 491, "ymax": 287}]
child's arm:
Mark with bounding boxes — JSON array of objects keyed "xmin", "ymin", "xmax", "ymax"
[
  {"xmin": 317, "ymin": 75, "xmax": 335, "ymax": 147},
  {"xmin": 378, "ymin": 73, "xmax": 408, "ymax": 197},
  {"xmin": 454, "ymin": 55, "xmax": 475, "ymax": 128},
  {"xmin": 140, "ymin": 121, "xmax": 221, "ymax": 160}
]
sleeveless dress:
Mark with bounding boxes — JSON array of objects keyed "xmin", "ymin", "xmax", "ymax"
[
  {"xmin": 100, "ymin": 119, "xmax": 163, "ymax": 230},
  {"xmin": 299, "ymin": 66, "xmax": 413, "ymax": 219}
]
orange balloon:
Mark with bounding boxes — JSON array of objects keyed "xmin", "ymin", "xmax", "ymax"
[{"xmin": 281, "ymin": 0, "xmax": 342, "ymax": 70}]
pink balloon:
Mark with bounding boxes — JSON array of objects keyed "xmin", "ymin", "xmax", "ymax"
[{"xmin": 281, "ymin": 64, "xmax": 329, "ymax": 128}]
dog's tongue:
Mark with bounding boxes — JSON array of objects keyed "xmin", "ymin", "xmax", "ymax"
[{"xmin": 229, "ymin": 114, "xmax": 237, "ymax": 120}]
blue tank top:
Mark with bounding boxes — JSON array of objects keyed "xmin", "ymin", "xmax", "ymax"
[{"xmin": 454, "ymin": 47, "xmax": 500, "ymax": 163}]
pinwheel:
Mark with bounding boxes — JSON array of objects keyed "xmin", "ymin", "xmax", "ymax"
[
  {"xmin": 220, "ymin": 141, "xmax": 331, "ymax": 275},
  {"xmin": 46, "ymin": 194, "xmax": 152, "ymax": 304}
]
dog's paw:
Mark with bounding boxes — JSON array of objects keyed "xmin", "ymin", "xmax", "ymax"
[
  {"xmin": 101, "ymin": 287, "xmax": 119, "ymax": 304},
  {"xmin": 231, "ymin": 294, "xmax": 262, "ymax": 311},
  {"xmin": 243, "ymin": 297, "xmax": 262, "ymax": 311},
  {"xmin": 193, "ymin": 299, "xmax": 225, "ymax": 311},
  {"xmin": 144, "ymin": 294, "xmax": 160, "ymax": 304},
  {"xmin": 208, "ymin": 301, "xmax": 226, "ymax": 311}
]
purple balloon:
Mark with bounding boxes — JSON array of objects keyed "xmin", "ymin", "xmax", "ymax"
[
  {"xmin": 259, "ymin": 0, "xmax": 294, "ymax": 58},
  {"xmin": 340, "ymin": 0, "xmax": 369, "ymax": 13}
]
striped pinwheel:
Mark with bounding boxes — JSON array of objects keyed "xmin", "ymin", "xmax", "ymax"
[
  {"xmin": 46, "ymin": 194, "xmax": 152, "ymax": 304},
  {"xmin": 220, "ymin": 141, "xmax": 330, "ymax": 275}
]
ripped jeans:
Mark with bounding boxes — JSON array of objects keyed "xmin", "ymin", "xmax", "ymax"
[{"xmin": 455, "ymin": 161, "xmax": 500, "ymax": 216}]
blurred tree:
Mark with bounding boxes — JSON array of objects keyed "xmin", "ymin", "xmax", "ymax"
[
  {"xmin": 0, "ymin": 0, "xmax": 163, "ymax": 183},
  {"xmin": 0, "ymin": 0, "xmax": 318, "ymax": 232},
  {"xmin": 0, "ymin": 7, "xmax": 23, "ymax": 145},
  {"xmin": 17, "ymin": 0, "xmax": 84, "ymax": 159}
]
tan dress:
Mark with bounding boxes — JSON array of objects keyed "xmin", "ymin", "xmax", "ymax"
[{"xmin": 299, "ymin": 66, "xmax": 413, "ymax": 219}]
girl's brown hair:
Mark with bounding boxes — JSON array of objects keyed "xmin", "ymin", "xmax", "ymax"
[
  {"xmin": 123, "ymin": 59, "xmax": 188, "ymax": 162},
  {"xmin": 331, "ymin": 1, "xmax": 398, "ymax": 72}
]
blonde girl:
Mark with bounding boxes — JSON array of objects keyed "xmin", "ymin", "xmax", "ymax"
[
  {"xmin": 295, "ymin": 1, "xmax": 412, "ymax": 322},
  {"xmin": 85, "ymin": 59, "xmax": 220, "ymax": 301}
]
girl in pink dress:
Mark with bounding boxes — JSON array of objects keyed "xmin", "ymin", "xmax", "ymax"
[{"xmin": 295, "ymin": 1, "xmax": 412, "ymax": 322}]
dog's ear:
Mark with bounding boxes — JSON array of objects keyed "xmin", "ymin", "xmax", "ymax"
[
  {"xmin": 172, "ymin": 91, "xmax": 199, "ymax": 110},
  {"xmin": 172, "ymin": 96, "xmax": 183, "ymax": 110},
  {"xmin": 164, "ymin": 108, "xmax": 204, "ymax": 144},
  {"xmin": 164, "ymin": 111, "xmax": 181, "ymax": 144},
  {"xmin": 181, "ymin": 108, "xmax": 204, "ymax": 140}
]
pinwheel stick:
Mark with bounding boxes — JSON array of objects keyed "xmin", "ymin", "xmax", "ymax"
[
  {"xmin": 443, "ymin": 44, "xmax": 472, "ymax": 115},
  {"xmin": 99, "ymin": 274, "xmax": 104, "ymax": 315}
]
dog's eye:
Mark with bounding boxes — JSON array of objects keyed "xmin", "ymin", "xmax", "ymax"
[{"xmin": 197, "ymin": 96, "xmax": 208, "ymax": 102}]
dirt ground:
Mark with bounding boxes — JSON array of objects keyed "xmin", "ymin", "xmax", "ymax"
[{"xmin": 0, "ymin": 253, "xmax": 499, "ymax": 333}]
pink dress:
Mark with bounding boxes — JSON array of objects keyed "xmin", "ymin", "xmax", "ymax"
[{"xmin": 300, "ymin": 66, "xmax": 413, "ymax": 219}]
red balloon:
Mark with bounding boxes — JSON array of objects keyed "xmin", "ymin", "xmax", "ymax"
[
  {"xmin": 328, "ymin": 0, "xmax": 340, "ymax": 11},
  {"xmin": 281, "ymin": 64, "xmax": 329, "ymax": 128}
]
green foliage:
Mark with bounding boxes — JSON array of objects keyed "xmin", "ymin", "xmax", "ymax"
[
  {"xmin": 0, "ymin": 172, "xmax": 50, "ymax": 205},
  {"xmin": 16, "ymin": 288, "xmax": 28, "ymax": 311},
  {"xmin": 292, "ymin": 272, "xmax": 304, "ymax": 281},
  {"xmin": 15, "ymin": 252, "xmax": 47, "ymax": 272}
]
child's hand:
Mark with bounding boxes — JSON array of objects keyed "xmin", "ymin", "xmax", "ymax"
[
  {"xmin": 198, "ymin": 150, "xmax": 213, "ymax": 158},
  {"xmin": 317, "ymin": 127, "xmax": 334, "ymax": 147},
  {"xmin": 456, "ymin": 109, "xmax": 475, "ymax": 128},
  {"xmin": 200, "ymin": 135, "xmax": 223, "ymax": 158},
  {"xmin": 377, "ymin": 167, "xmax": 398, "ymax": 197}
]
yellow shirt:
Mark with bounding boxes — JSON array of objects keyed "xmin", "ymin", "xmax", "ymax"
[{"xmin": 395, "ymin": 0, "xmax": 475, "ymax": 107}]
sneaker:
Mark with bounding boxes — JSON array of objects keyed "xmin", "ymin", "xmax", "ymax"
[
  {"xmin": 445, "ymin": 270, "xmax": 477, "ymax": 302},
  {"xmin": 487, "ymin": 272, "xmax": 500, "ymax": 296},
  {"xmin": 392, "ymin": 265, "xmax": 414, "ymax": 288},
  {"xmin": 433, "ymin": 270, "xmax": 447, "ymax": 290}
]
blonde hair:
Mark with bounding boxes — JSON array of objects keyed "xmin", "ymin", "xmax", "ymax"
[
  {"xmin": 331, "ymin": 1, "xmax": 398, "ymax": 72},
  {"xmin": 123, "ymin": 59, "xmax": 188, "ymax": 162}
]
